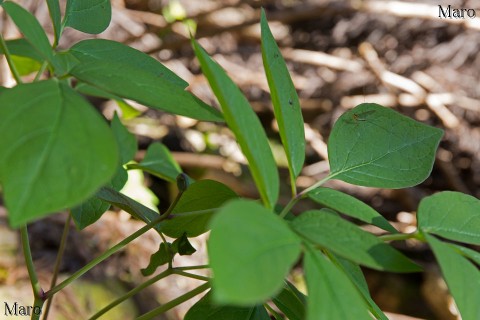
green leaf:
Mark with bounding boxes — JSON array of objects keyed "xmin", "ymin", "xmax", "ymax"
[
  {"xmin": 0, "ymin": 80, "xmax": 118, "ymax": 227},
  {"xmin": 208, "ymin": 200, "xmax": 301, "ymax": 305},
  {"xmin": 95, "ymin": 186, "xmax": 162, "ymax": 234},
  {"xmin": 75, "ymin": 82, "xmax": 142, "ymax": 119},
  {"xmin": 260, "ymin": 9, "xmax": 305, "ymax": 190},
  {"xmin": 10, "ymin": 55, "xmax": 41, "ymax": 76},
  {"xmin": 127, "ymin": 142, "xmax": 181, "ymax": 183},
  {"xmin": 193, "ymin": 40, "xmax": 279, "ymax": 209},
  {"xmin": 272, "ymin": 281, "xmax": 306, "ymax": 320},
  {"xmin": 46, "ymin": 0, "xmax": 62, "ymax": 45},
  {"xmin": 304, "ymin": 247, "xmax": 372, "ymax": 320},
  {"xmin": 291, "ymin": 209, "xmax": 420, "ymax": 272},
  {"xmin": 111, "ymin": 113, "xmax": 137, "ymax": 165},
  {"xmin": 172, "ymin": 233, "xmax": 196, "ymax": 256},
  {"xmin": 51, "ymin": 51, "xmax": 80, "ymax": 76},
  {"xmin": 161, "ymin": 180, "xmax": 237, "ymax": 238},
  {"xmin": 185, "ymin": 292, "xmax": 270, "ymax": 320},
  {"xmin": 449, "ymin": 244, "xmax": 480, "ymax": 267},
  {"xmin": 2, "ymin": 1, "xmax": 53, "ymax": 62},
  {"xmin": 328, "ymin": 103, "xmax": 443, "ymax": 188},
  {"xmin": 141, "ymin": 242, "xmax": 174, "ymax": 276},
  {"xmin": 64, "ymin": 0, "xmax": 111, "ymax": 34},
  {"xmin": 307, "ymin": 187, "xmax": 397, "ymax": 233},
  {"xmin": 418, "ymin": 191, "xmax": 480, "ymax": 245},
  {"xmin": 0, "ymin": 38, "xmax": 44, "ymax": 62},
  {"xmin": 329, "ymin": 253, "xmax": 388, "ymax": 320},
  {"xmin": 70, "ymin": 39, "xmax": 187, "ymax": 88},
  {"xmin": 426, "ymin": 234, "xmax": 480, "ymax": 320},
  {"xmin": 70, "ymin": 60, "xmax": 223, "ymax": 122},
  {"xmin": 71, "ymin": 165, "xmax": 127, "ymax": 230}
]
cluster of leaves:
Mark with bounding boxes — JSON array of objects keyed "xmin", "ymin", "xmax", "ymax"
[{"xmin": 1, "ymin": 1, "xmax": 479, "ymax": 319}]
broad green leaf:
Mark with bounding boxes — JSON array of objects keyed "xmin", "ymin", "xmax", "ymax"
[
  {"xmin": 272, "ymin": 281, "xmax": 306, "ymax": 320},
  {"xmin": 161, "ymin": 180, "xmax": 237, "ymax": 238},
  {"xmin": 127, "ymin": 142, "xmax": 181, "ymax": 183},
  {"xmin": 193, "ymin": 41, "xmax": 279, "ymax": 209},
  {"xmin": 208, "ymin": 200, "xmax": 301, "ymax": 305},
  {"xmin": 141, "ymin": 242, "xmax": 174, "ymax": 276},
  {"xmin": 111, "ymin": 113, "xmax": 137, "ymax": 165},
  {"xmin": 2, "ymin": 2, "xmax": 53, "ymax": 62},
  {"xmin": 261, "ymin": 9, "xmax": 305, "ymax": 189},
  {"xmin": 51, "ymin": 51, "xmax": 80, "ymax": 76},
  {"xmin": 291, "ymin": 209, "xmax": 420, "ymax": 272},
  {"xmin": 70, "ymin": 39, "xmax": 187, "ymax": 88},
  {"xmin": 0, "ymin": 86, "xmax": 7, "ymax": 94},
  {"xmin": 304, "ymin": 246, "xmax": 371, "ymax": 320},
  {"xmin": 75, "ymin": 82, "xmax": 142, "ymax": 119},
  {"xmin": 330, "ymin": 253, "xmax": 388, "ymax": 320},
  {"xmin": 64, "ymin": 0, "xmax": 111, "ymax": 34},
  {"xmin": 95, "ymin": 186, "xmax": 162, "ymax": 234},
  {"xmin": 10, "ymin": 55, "xmax": 41, "ymax": 76},
  {"xmin": 71, "ymin": 165, "xmax": 127, "ymax": 230},
  {"xmin": 185, "ymin": 292, "xmax": 270, "ymax": 320},
  {"xmin": 0, "ymin": 80, "xmax": 118, "ymax": 227},
  {"xmin": 70, "ymin": 60, "xmax": 223, "ymax": 122},
  {"xmin": 418, "ymin": 191, "xmax": 480, "ymax": 245},
  {"xmin": 426, "ymin": 234, "xmax": 480, "ymax": 320},
  {"xmin": 449, "ymin": 244, "xmax": 480, "ymax": 266},
  {"xmin": 328, "ymin": 103, "xmax": 443, "ymax": 188},
  {"xmin": 308, "ymin": 187, "xmax": 397, "ymax": 233},
  {"xmin": 0, "ymin": 39, "xmax": 44, "ymax": 62},
  {"xmin": 46, "ymin": 0, "xmax": 62, "ymax": 45}
]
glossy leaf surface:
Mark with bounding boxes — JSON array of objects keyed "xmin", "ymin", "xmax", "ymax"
[
  {"xmin": 208, "ymin": 200, "xmax": 301, "ymax": 304},
  {"xmin": 70, "ymin": 60, "xmax": 223, "ymax": 122},
  {"xmin": 2, "ymin": 1, "xmax": 53, "ymax": 61},
  {"xmin": 193, "ymin": 40, "xmax": 279, "ymax": 208},
  {"xmin": 70, "ymin": 39, "xmax": 187, "ymax": 88},
  {"xmin": 328, "ymin": 103, "xmax": 443, "ymax": 188},
  {"xmin": 308, "ymin": 187, "xmax": 396, "ymax": 233},
  {"xmin": 127, "ymin": 142, "xmax": 181, "ymax": 183},
  {"xmin": 426, "ymin": 234, "xmax": 480, "ymax": 320},
  {"xmin": 161, "ymin": 180, "xmax": 237, "ymax": 238},
  {"xmin": 291, "ymin": 209, "xmax": 420, "ymax": 272},
  {"xmin": 304, "ymin": 247, "xmax": 371, "ymax": 320},
  {"xmin": 0, "ymin": 80, "xmax": 118, "ymax": 227},
  {"xmin": 261, "ymin": 9, "xmax": 305, "ymax": 188},
  {"xmin": 64, "ymin": 0, "xmax": 111, "ymax": 34},
  {"xmin": 185, "ymin": 292, "xmax": 270, "ymax": 320},
  {"xmin": 418, "ymin": 191, "xmax": 480, "ymax": 245}
]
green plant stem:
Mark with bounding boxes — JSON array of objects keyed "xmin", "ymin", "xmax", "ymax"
[
  {"xmin": 173, "ymin": 270, "xmax": 210, "ymax": 282},
  {"xmin": 174, "ymin": 264, "xmax": 209, "ymax": 271},
  {"xmin": 298, "ymin": 173, "xmax": 335, "ymax": 197},
  {"xmin": 44, "ymin": 201, "xmax": 200, "ymax": 300},
  {"xmin": 279, "ymin": 174, "xmax": 335, "ymax": 219},
  {"xmin": 0, "ymin": 33, "xmax": 22, "ymax": 84},
  {"xmin": 21, "ymin": 226, "xmax": 45, "ymax": 320},
  {"xmin": 20, "ymin": 226, "xmax": 43, "ymax": 298},
  {"xmin": 89, "ymin": 268, "xmax": 174, "ymax": 320},
  {"xmin": 379, "ymin": 231, "xmax": 419, "ymax": 242},
  {"xmin": 136, "ymin": 282, "xmax": 211, "ymax": 320},
  {"xmin": 42, "ymin": 213, "xmax": 72, "ymax": 320},
  {"xmin": 45, "ymin": 213, "xmax": 167, "ymax": 298},
  {"xmin": 279, "ymin": 195, "xmax": 301, "ymax": 219},
  {"xmin": 34, "ymin": 62, "xmax": 48, "ymax": 82}
]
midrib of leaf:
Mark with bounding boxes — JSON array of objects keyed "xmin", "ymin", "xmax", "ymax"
[{"xmin": 15, "ymin": 84, "xmax": 64, "ymax": 214}]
